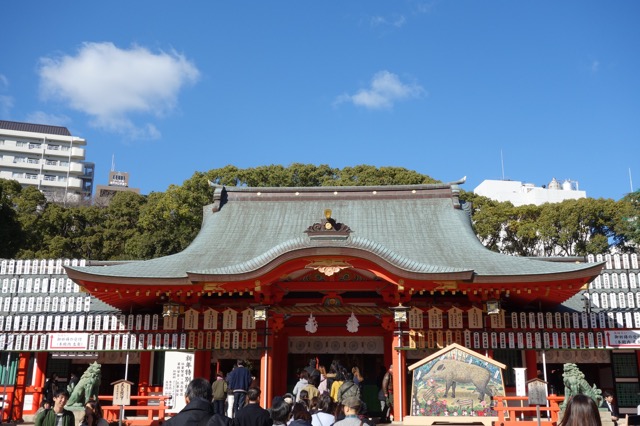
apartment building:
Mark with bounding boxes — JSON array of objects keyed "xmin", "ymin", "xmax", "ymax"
[{"xmin": 0, "ymin": 120, "xmax": 94, "ymax": 203}]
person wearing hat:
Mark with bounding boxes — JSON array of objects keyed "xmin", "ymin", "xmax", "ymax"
[{"xmin": 333, "ymin": 397, "xmax": 362, "ymax": 426}]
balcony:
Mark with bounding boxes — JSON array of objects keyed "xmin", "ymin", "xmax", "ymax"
[
  {"xmin": 43, "ymin": 145, "xmax": 85, "ymax": 159},
  {"xmin": 39, "ymin": 177, "xmax": 83, "ymax": 190}
]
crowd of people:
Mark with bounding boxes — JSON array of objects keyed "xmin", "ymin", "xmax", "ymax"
[{"xmin": 165, "ymin": 358, "xmax": 393, "ymax": 426}]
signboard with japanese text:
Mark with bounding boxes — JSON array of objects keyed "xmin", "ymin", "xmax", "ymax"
[
  {"xmin": 48, "ymin": 333, "xmax": 89, "ymax": 351},
  {"xmin": 113, "ymin": 380, "xmax": 133, "ymax": 406},
  {"xmin": 604, "ymin": 330, "xmax": 640, "ymax": 347},
  {"xmin": 163, "ymin": 351, "xmax": 195, "ymax": 413}
]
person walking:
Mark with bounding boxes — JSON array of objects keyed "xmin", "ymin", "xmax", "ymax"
[
  {"xmin": 35, "ymin": 389, "xmax": 75, "ymax": 426},
  {"xmin": 293, "ymin": 370, "xmax": 310, "ymax": 402},
  {"xmin": 234, "ymin": 387, "xmax": 272, "ymax": 426},
  {"xmin": 211, "ymin": 372, "xmax": 228, "ymax": 416},
  {"xmin": 337, "ymin": 372, "xmax": 360, "ymax": 405},
  {"xmin": 226, "ymin": 360, "xmax": 253, "ymax": 417},
  {"xmin": 164, "ymin": 377, "xmax": 215, "ymax": 426}
]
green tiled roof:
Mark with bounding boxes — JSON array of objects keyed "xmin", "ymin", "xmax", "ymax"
[{"xmin": 67, "ymin": 183, "xmax": 599, "ymax": 282}]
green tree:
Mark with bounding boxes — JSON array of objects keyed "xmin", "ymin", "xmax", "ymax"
[
  {"xmin": 99, "ymin": 191, "xmax": 146, "ymax": 260},
  {"xmin": 460, "ymin": 191, "xmax": 513, "ymax": 252},
  {"xmin": 129, "ymin": 172, "xmax": 211, "ymax": 259},
  {"xmin": 616, "ymin": 190, "xmax": 640, "ymax": 250},
  {"xmin": 501, "ymin": 204, "xmax": 543, "ymax": 256},
  {"xmin": 0, "ymin": 179, "xmax": 25, "ymax": 258}
]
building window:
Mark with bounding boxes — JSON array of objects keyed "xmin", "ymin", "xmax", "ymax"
[
  {"xmin": 612, "ymin": 353, "xmax": 638, "ymax": 378},
  {"xmin": 16, "ymin": 141, "xmax": 27, "ymax": 147},
  {"xmin": 28, "ymin": 143, "xmax": 41, "ymax": 149},
  {"xmin": 46, "ymin": 160, "xmax": 58, "ymax": 166},
  {"xmin": 61, "ymin": 145, "xmax": 70, "ymax": 151},
  {"xmin": 11, "ymin": 172, "xmax": 25, "ymax": 179},
  {"xmin": 43, "ymin": 175, "xmax": 56, "ymax": 181},
  {"xmin": 60, "ymin": 161, "xmax": 69, "ymax": 167},
  {"xmin": 27, "ymin": 158, "xmax": 39, "ymax": 164},
  {"xmin": 25, "ymin": 173, "xmax": 38, "ymax": 180},
  {"xmin": 47, "ymin": 144, "xmax": 59, "ymax": 151},
  {"xmin": 13, "ymin": 157, "xmax": 27, "ymax": 163}
]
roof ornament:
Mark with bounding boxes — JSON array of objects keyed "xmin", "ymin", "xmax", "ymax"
[{"xmin": 305, "ymin": 209, "xmax": 352, "ymax": 240}]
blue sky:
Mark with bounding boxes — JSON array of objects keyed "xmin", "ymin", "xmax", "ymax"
[{"xmin": 1, "ymin": 1, "xmax": 638, "ymax": 200}]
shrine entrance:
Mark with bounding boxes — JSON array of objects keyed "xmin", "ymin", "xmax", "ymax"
[{"xmin": 287, "ymin": 336, "xmax": 386, "ymax": 414}]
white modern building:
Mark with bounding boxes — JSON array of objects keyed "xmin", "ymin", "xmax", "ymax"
[
  {"xmin": 0, "ymin": 120, "xmax": 94, "ymax": 203},
  {"xmin": 474, "ymin": 178, "xmax": 586, "ymax": 206}
]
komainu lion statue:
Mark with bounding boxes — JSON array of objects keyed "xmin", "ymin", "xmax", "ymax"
[
  {"xmin": 66, "ymin": 362, "xmax": 102, "ymax": 407},
  {"xmin": 560, "ymin": 362, "xmax": 602, "ymax": 410}
]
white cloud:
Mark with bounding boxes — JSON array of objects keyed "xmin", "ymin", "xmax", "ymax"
[
  {"xmin": 0, "ymin": 74, "xmax": 9, "ymax": 90},
  {"xmin": 370, "ymin": 14, "xmax": 406, "ymax": 28},
  {"xmin": 38, "ymin": 42, "xmax": 200, "ymax": 139},
  {"xmin": 334, "ymin": 71, "xmax": 425, "ymax": 110}
]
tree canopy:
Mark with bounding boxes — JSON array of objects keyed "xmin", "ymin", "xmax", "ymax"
[{"xmin": 0, "ymin": 164, "xmax": 636, "ymax": 260}]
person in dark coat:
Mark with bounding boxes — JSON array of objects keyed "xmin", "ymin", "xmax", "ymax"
[
  {"xmin": 43, "ymin": 373, "xmax": 59, "ymax": 402},
  {"xmin": 234, "ymin": 387, "xmax": 272, "ymax": 426},
  {"xmin": 165, "ymin": 378, "xmax": 215, "ymax": 426},
  {"xmin": 601, "ymin": 390, "xmax": 619, "ymax": 425},
  {"xmin": 226, "ymin": 360, "xmax": 253, "ymax": 417}
]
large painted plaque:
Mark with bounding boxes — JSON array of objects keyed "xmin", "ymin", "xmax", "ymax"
[{"xmin": 406, "ymin": 343, "xmax": 506, "ymax": 424}]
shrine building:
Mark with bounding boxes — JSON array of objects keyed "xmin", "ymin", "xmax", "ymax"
[
  {"xmin": 65, "ymin": 180, "xmax": 602, "ymax": 417},
  {"xmin": 2, "ymin": 179, "xmax": 619, "ymax": 421}
]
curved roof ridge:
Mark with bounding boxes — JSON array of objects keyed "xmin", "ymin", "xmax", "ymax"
[
  {"xmin": 191, "ymin": 235, "xmax": 470, "ymax": 276},
  {"xmin": 210, "ymin": 177, "xmax": 466, "ymax": 194}
]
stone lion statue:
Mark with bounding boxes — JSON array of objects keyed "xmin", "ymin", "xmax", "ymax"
[
  {"xmin": 560, "ymin": 362, "xmax": 602, "ymax": 410},
  {"xmin": 66, "ymin": 362, "xmax": 102, "ymax": 407}
]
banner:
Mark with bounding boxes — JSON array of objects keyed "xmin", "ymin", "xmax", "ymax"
[
  {"xmin": 604, "ymin": 330, "xmax": 640, "ymax": 347},
  {"xmin": 163, "ymin": 351, "xmax": 195, "ymax": 413}
]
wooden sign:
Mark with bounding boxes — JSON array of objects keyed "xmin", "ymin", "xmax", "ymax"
[
  {"xmin": 527, "ymin": 379, "xmax": 548, "ymax": 406},
  {"xmin": 112, "ymin": 380, "xmax": 133, "ymax": 406}
]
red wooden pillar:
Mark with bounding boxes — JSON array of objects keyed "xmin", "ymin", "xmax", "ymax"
[
  {"xmin": 138, "ymin": 352, "xmax": 152, "ymax": 395},
  {"xmin": 525, "ymin": 350, "xmax": 538, "ymax": 381},
  {"xmin": 11, "ymin": 352, "xmax": 29, "ymax": 422},
  {"xmin": 270, "ymin": 315, "xmax": 288, "ymax": 398},
  {"xmin": 194, "ymin": 350, "xmax": 211, "ymax": 380},
  {"xmin": 259, "ymin": 343, "xmax": 272, "ymax": 407},
  {"xmin": 391, "ymin": 334, "xmax": 407, "ymax": 422}
]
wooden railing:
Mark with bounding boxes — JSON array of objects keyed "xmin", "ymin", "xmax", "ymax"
[
  {"xmin": 99, "ymin": 395, "xmax": 172, "ymax": 426},
  {"xmin": 493, "ymin": 395, "xmax": 564, "ymax": 426}
]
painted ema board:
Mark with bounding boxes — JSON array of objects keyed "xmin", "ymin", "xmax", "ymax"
[{"xmin": 404, "ymin": 343, "xmax": 506, "ymax": 426}]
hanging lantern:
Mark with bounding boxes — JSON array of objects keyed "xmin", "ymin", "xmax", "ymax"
[
  {"xmin": 305, "ymin": 313, "xmax": 318, "ymax": 334},
  {"xmin": 347, "ymin": 312, "xmax": 359, "ymax": 333}
]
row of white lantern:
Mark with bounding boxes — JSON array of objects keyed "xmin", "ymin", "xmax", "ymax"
[
  {"xmin": 0, "ymin": 329, "xmax": 617, "ymax": 353},
  {"xmin": 0, "ymin": 330, "xmax": 263, "ymax": 352},
  {"xmin": 1, "ymin": 277, "xmax": 81, "ymax": 295},
  {"xmin": 0, "ymin": 258, "xmax": 86, "ymax": 275},
  {"xmin": 0, "ymin": 295, "xmax": 91, "ymax": 314},
  {"xmin": 588, "ymin": 291, "xmax": 640, "ymax": 310},
  {"xmin": 590, "ymin": 272, "xmax": 640, "ymax": 289},
  {"xmin": 588, "ymin": 253, "xmax": 639, "ymax": 270}
]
